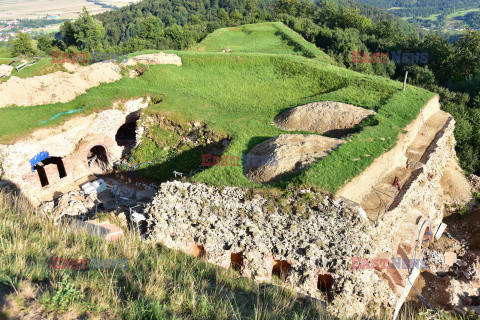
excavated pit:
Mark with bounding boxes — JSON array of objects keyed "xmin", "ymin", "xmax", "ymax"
[
  {"xmin": 244, "ymin": 134, "xmax": 344, "ymax": 183},
  {"xmin": 274, "ymin": 101, "xmax": 376, "ymax": 137},
  {"xmin": 0, "ymin": 96, "xmax": 152, "ymax": 204},
  {"xmin": 33, "ymin": 156, "xmax": 67, "ymax": 187}
]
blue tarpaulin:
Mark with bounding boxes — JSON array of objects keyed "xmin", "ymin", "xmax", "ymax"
[{"xmin": 29, "ymin": 151, "xmax": 50, "ymax": 172}]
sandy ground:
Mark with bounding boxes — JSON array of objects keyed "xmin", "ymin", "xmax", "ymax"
[
  {"xmin": 0, "ymin": 62, "xmax": 121, "ymax": 108},
  {"xmin": 0, "ymin": 0, "xmax": 115, "ymax": 19},
  {"xmin": 274, "ymin": 101, "xmax": 375, "ymax": 135},
  {"xmin": 123, "ymin": 52, "xmax": 182, "ymax": 66},
  {"xmin": 0, "ymin": 53, "xmax": 182, "ymax": 108},
  {"xmin": 0, "ymin": 64, "xmax": 14, "ymax": 78}
]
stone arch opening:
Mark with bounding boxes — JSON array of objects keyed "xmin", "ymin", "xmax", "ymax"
[
  {"xmin": 87, "ymin": 145, "xmax": 109, "ymax": 171},
  {"xmin": 192, "ymin": 244, "xmax": 205, "ymax": 259},
  {"xmin": 317, "ymin": 274, "xmax": 333, "ymax": 291},
  {"xmin": 115, "ymin": 120, "xmax": 138, "ymax": 147},
  {"xmin": 230, "ymin": 252, "xmax": 243, "ymax": 271},
  {"xmin": 33, "ymin": 156, "xmax": 67, "ymax": 187},
  {"xmin": 272, "ymin": 260, "xmax": 291, "ymax": 281},
  {"xmin": 317, "ymin": 274, "xmax": 334, "ymax": 301}
]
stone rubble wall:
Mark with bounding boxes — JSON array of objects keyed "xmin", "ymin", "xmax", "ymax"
[
  {"xmin": 144, "ymin": 97, "xmax": 463, "ymax": 317},
  {"xmin": 0, "ymin": 97, "xmax": 151, "ymax": 204},
  {"xmin": 377, "ymin": 116, "xmax": 456, "ymax": 255},
  {"xmin": 370, "ymin": 115, "xmax": 467, "ymax": 313},
  {"xmin": 337, "ymin": 95, "xmax": 441, "ymax": 204},
  {"xmin": 145, "ymin": 181, "xmax": 395, "ymax": 317}
]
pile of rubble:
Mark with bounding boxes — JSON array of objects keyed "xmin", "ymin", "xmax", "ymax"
[
  {"xmin": 39, "ymin": 177, "xmax": 157, "ymax": 223},
  {"xmin": 145, "ymin": 180, "xmax": 395, "ymax": 317},
  {"xmin": 0, "ymin": 64, "xmax": 13, "ymax": 78}
]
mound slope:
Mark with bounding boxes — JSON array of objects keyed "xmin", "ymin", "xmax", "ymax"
[
  {"xmin": 0, "ymin": 61, "xmax": 122, "ymax": 108},
  {"xmin": 123, "ymin": 52, "xmax": 182, "ymax": 66},
  {"xmin": 0, "ymin": 64, "xmax": 13, "ymax": 78},
  {"xmin": 0, "ymin": 53, "xmax": 182, "ymax": 108},
  {"xmin": 244, "ymin": 134, "xmax": 344, "ymax": 183},
  {"xmin": 274, "ymin": 101, "xmax": 375, "ymax": 135}
]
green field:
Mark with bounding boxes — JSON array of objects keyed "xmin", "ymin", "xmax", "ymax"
[
  {"xmin": 401, "ymin": 7, "xmax": 480, "ymax": 30},
  {"xmin": 0, "ymin": 22, "xmax": 434, "ymax": 193},
  {"xmin": 447, "ymin": 8, "xmax": 480, "ymax": 18}
]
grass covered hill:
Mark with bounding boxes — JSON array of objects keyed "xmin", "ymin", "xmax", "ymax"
[
  {"xmin": 0, "ymin": 23, "xmax": 434, "ymax": 193},
  {"xmin": 189, "ymin": 22, "xmax": 334, "ymax": 63}
]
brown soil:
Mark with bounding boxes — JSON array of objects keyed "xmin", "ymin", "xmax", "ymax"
[
  {"xmin": 440, "ymin": 163, "xmax": 472, "ymax": 207},
  {"xmin": 122, "ymin": 53, "xmax": 182, "ymax": 66},
  {"xmin": 0, "ymin": 62, "xmax": 122, "ymax": 108},
  {"xmin": 274, "ymin": 101, "xmax": 375, "ymax": 135},
  {"xmin": 0, "ymin": 53, "xmax": 182, "ymax": 108},
  {"xmin": 404, "ymin": 111, "xmax": 450, "ymax": 162},
  {"xmin": 244, "ymin": 134, "xmax": 344, "ymax": 183},
  {"xmin": 406, "ymin": 208, "xmax": 480, "ymax": 313},
  {"xmin": 445, "ymin": 208, "xmax": 480, "ymax": 251}
]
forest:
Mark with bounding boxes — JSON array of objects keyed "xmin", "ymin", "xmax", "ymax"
[{"xmin": 455, "ymin": 11, "xmax": 480, "ymax": 29}]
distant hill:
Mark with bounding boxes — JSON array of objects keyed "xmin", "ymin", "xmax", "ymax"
[{"xmin": 353, "ymin": 0, "xmax": 480, "ymax": 17}]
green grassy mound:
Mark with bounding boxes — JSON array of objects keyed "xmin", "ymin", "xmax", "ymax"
[
  {"xmin": 0, "ymin": 23, "xmax": 434, "ymax": 193},
  {"xmin": 190, "ymin": 22, "xmax": 334, "ymax": 64}
]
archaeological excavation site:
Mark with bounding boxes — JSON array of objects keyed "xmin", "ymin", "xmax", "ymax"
[{"xmin": 1, "ymin": 47, "xmax": 479, "ymax": 319}]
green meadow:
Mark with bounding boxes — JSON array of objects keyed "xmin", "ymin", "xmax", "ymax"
[
  {"xmin": 190, "ymin": 22, "xmax": 334, "ymax": 64},
  {"xmin": 0, "ymin": 23, "xmax": 434, "ymax": 193}
]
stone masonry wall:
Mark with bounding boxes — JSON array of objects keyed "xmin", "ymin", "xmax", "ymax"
[
  {"xmin": 376, "ymin": 116, "xmax": 456, "ymax": 255},
  {"xmin": 145, "ymin": 182, "xmax": 396, "ymax": 317},
  {"xmin": 0, "ymin": 97, "xmax": 151, "ymax": 204}
]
